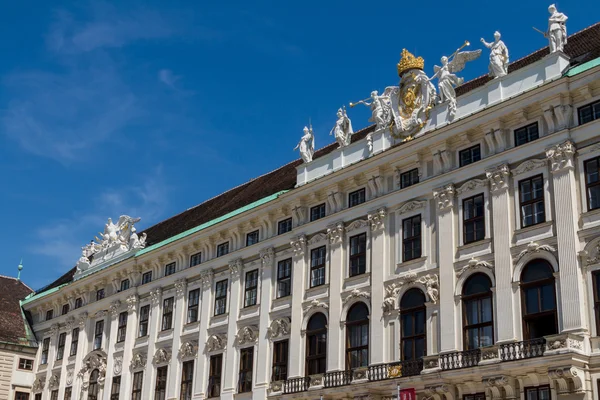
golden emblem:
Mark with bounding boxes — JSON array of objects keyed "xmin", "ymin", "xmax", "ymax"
[
  {"xmin": 387, "ymin": 364, "xmax": 403, "ymax": 378},
  {"xmin": 397, "ymin": 49, "xmax": 425, "ymax": 77}
]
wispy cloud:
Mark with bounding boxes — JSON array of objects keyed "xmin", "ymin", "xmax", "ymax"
[{"xmin": 158, "ymin": 69, "xmax": 179, "ymax": 89}]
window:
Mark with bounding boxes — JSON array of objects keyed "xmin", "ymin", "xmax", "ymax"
[
  {"xmin": 594, "ymin": 271, "xmax": 600, "ymax": 334},
  {"xmin": 132, "ymin": 371, "xmax": 143, "ymax": 400},
  {"xmin": 524, "ymin": 385, "xmax": 551, "ymax": 400},
  {"xmin": 217, "ymin": 242, "xmax": 229, "ymax": 257},
  {"xmin": 215, "ymin": 280, "xmax": 228, "ymax": 315},
  {"xmin": 88, "ymin": 369, "xmax": 99, "ymax": 400},
  {"xmin": 244, "ymin": 270, "xmax": 258, "ymax": 307},
  {"xmin": 402, "ymin": 215, "xmax": 421, "ymax": 262},
  {"xmin": 306, "ymin": 313, "xmax": 327, "ymax": 375},
  {"xmin": 46, "ymin": 309, "xmax": 53, "ymax": 320},
  {"xmin": 15, "ymin": 392, "xmax": 30, "ymax": 400},
  {"xmin": 190, "ymin": 252, "xmax": 202, "ymax": 267},
  {"xmin": 238, "ymin": 347, "xmax": 254, "ymax": 393},
  {"xmin": 278, "ymin": 218, "xmax": 293, "ymax": 234},
  {"xmin": 18, "ymin": 358, "xmax": 33, "ymax": 370},
  {"xmin": 96, "ymin": 288, "xmax": 105, "ymax": 301},
  {"xmin": 246, "ymin": 230, "xmax": 260, "ymax": 246},
  {"xmin": 519, "ymin": 175, "xmax": 545, "ymax": 227},
  {"xmin": 142, "ymin": 271, "xmax": 152, "ymax": 284},
  {"xmin": 181, "ymin": 361, "xmax": 194, "ymax": 400},
  {"xmin": 585, "ymin": 156, "xmax": 600, "ymax": 211},
  {"xmin": 35, "ymin": 395, "xmax": 41, "ymax": 400},
  {"xmin": 50, "ymin": 391, "xmax": 58, "ymax": 400},
  {"xmin": 310, "ymin": 203, "xmax": 326, "ymax": 221},
  {"xmin": 578, "ymin": 99, "xmax": 600, "ymax": 125},
  {"xmin": 277, "ymin": 258, "xmax": 292, "ymax": 298},
  {"xmin": 41, "ymin": 337, "xmax": 50, "ymax": 364},
  {"xmin": 94, "ymin": 320, "xmax": 104, "ymax": 350},
  {"xmin": 165, "ymin": 262, "xmax": 176, "ymax": 276},
  {"xmin": 63, "ymin": 387, "xmax": 72, "ymax": 400},
  {"xmin": 187, "ymin": 289, "xmax": 200, "ymax": 323},
  {"xmin": 272, "ymin": 340, "xmax": 288, "ymax": 381},
  {"xmin": 74, "ymin": 297, "xmax": 83, "ymax": 309},
  {"xmin": 208, "ymin": 354, "xmax": 223, "ymax": 398},
  {"xmin": 521, "ymin": 260, "xmax": 558, "ymax": 339},
  {"xmin": 459, "ymin": 144, "xmax": 481, "ymax": 167},
  {"xmin": 155, "ymin": 366, "xmax": 168, "ymax": 400},
  {"xmin": 162, "ymin": 297, "xmax": 174, "ymax": 330},
  {"xmin": 349, "ymin": 233, "xmax": 367, "ymax": 277},
  {"xmin": 400, "ymin": 168, "xmax": 419, "ymax": 189},
  {"xmin": 400, "ymin": 289, "xmax": 426, "ymax": 360},
  {"xmin": 61, "ymin": 304, "xmax": 69, "ymax": 315},
  {"xmin": 117, "ymin": 312, "xmax": 127, "ymax": 342},
  {"xmin": 70, "ymin": 328, "xmax": 79, "ymax": 356},
  {"xmin": 514, "ymin": 122, "xmax": 539, "ymax": 146},
  {"xmin": 139, "ymin": 305, "xmax": 150, "ymax": 337},
  {"xmin": 348, "ymin": 188, "xmax": 366, "ymax": 207},
  {"xmin": 310, "ymin": 246, "xmax": 326, "ymax": 287},
  {"xmin": 346, "ymin": 302, "xmax": 369, "ymax": 369},
  {"xmin": 463, "ymin": 274, "xmax": 494, "ymax": 349},
  {"xmin": 110, "ymin": 376, "xmax": 121, "ymax": 400},
  {"xmin": 120, "ymin": 279, "xmax": 130, "ymax": 291},
  {"xmin": 56, "ymin": 332, "xmax": 66, "ymax": 360},
  {"xmin": 463, "ymin": 194, "xmax": 485, "ymax": 244},
  {"xmin": 463, "ymin": 394, "xmax": 486, "ymax": 400}
]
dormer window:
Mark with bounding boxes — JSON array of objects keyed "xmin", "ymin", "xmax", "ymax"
[
  {"xmin": 400, "ymin": 169, "xmax": 419, "ymax": 189},
  {"xmin": 278, "ymin": 218, "xmax": 293, "ymax": 235},
  {"xmin": 190, "ymin": 252, "xmax": 202, "ymax": 267},
  {"xmin": 120, "ymin": 279, "xmax": 130, "ymax": 291},
  {"xmin": 217, "ymin": 242, "xmax": 229, "ymax": 257},
  {"xmin": 165, "ymin": 262, "xmax": 176, "ymax": 276},
  {"xmin": 348, "ymin": 189, "xmax": 366, "ymax": 208},
  {"xmin": 246, "ymin": 230, "xmax": 259, "ymax": 246}
]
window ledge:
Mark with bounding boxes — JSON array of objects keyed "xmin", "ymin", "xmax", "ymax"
[
  {"xmin": 457, "ymin": 238, "xmax": 491, "ymax": 252},
  {"xmin": 344, "ymin": 272, "xmax": 370, "ymax": 284},
  {"xmin": 397, "ymin": 256, "xmax": 428, "ymax": 269},
  {"xmin": 305, "ymin": 284, "xmax": 329, "ymax": 297},
  {"xmin": 515, "ymin": 220, "xmax": 553, "ymax": 235}
]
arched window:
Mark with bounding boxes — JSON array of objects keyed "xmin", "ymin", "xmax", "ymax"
[
  {"xmin": 462, "ymin": 273, "xmax": 493, "ymax": 349},
  {"xmin": 400, "ymin": 288, "xmax": 426, "ymax": 360},
  {"xmin": 88, "ymin": 369, "xmax": 99, "ymax": 400},
  {"xmin": 521, "ymin": 259, "xmax": 558, "ymax": 339},
  {"xmin": 306, "ymin": 313, "xmax": 327, "ymax": 375},
  {"xmin": 346, "ymin": 302, "xmax": 369, "ymax": 369}
]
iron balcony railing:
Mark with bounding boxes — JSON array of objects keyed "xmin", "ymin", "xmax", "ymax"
[
  {"xmin": 439, "ymin": 349, "xmax": 481, "ymax": 370},
  {"xmin": 367, "ymin": 359, "xmax": 424, "ymax": 381},
  {"xmin": 500, "ymin": 338, "xmax": 545, "ymax": 361},
  {"xmin": 282, "ymin": 377, "xmax": 310, "ymax": 394},
  {"xmin": 324, "ymin": 370, "xmax": 353, "ymax": 388}
]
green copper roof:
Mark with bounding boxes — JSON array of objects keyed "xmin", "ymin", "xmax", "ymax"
[
  {"xmin": 21, "ymin": 283, "xmax": 68, "ymax": 305},
  {"xmin": 565, "ymin": 56, "xmax": 600, "ymax": 77}
]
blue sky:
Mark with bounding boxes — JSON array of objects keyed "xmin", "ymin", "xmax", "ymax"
[{"xmin": 1, "ymin": 0, "xmax": 597, "ymax": 290}]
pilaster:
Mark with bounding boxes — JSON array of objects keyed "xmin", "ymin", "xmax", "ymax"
[
  {"xmin": 121, "ymin": 294, "xmax": 138, "ymax": 399},
  {"xmin": 167, "ymin": 278, "xmax": 188, "ymax": 399},
  {"xmin": 288, "ymin": 236, "xmax": 307, "ymax": 378},
  {"xmin": 368, "ymin": 208, "xmax": 387, "ymax": 364},
  {"xmin": 254, "ymin": 247, "xmax": 275, "ymax": 398},
  {"xmin": 221, "ymin": 259, "xmax": 243, "ymax": 399},
  {"xmin": 193, "ymin": 269, "xmax": 214, "ymax": 398},
  {"xmin": 326, "ymin": 222, "xmax": 345, "ymax": 371},
  {"xmin": 141, "ymin": 287, "xmax": 162, "ymax": 400}
]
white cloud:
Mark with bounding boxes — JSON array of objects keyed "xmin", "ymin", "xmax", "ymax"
[{"xmin": 158, "ymin": 69, "xmax": 179, "ymax": 89}]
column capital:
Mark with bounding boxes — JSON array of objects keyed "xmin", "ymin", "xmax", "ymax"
[
  {"xmin": 200, "ymin": 269, "xmax": 214, "ymax": 289},
  {"xmin": 486, "ymin": 163, "xmax": 510, "ymax": 193},
  {"xmin": 546, "ymin": 140, "xmax": 576, "ymax": 172},
  {"xmin": 150, "ymin": 287, "xmax": 163, "ymax": 305},
  {"xmin": 78, "ymin": 312, "xmax": 88, "ymax": 327},
  {"xmin": 368, "ymin": 207, "xmax": 387, "ymax": 231},
  {"xmin": 228, "ymin": 258, "xmax": 243, "ymax": 280},
  {"xmin": 290, "ymin": 235, "xmax": 307, "ymax": 257},
  {"xmin": 126, "ymin": 294, "xmax": 138, "ymax": 312},
  {"xmin": 175, "ymin": 278, "xmax": 187, "ymax": 296},
  {"xmin": 259, "ymin": 247, "xmax": 275, "ymax": 266},
  {"xmin": 327, "ymin": 221, "xmax": 345, "ymax": 244},
  {"xmin": 109, "ymin": 300, "xmax": 121, "ymax": 316},
  {"xmin": 433, "ymin": 184, "xmax": 455, "ymax": 211}
]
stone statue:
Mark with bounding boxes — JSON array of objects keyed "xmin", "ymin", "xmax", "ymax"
[
  {"xmin": 330, "ymin": 106, "xmax": 353, "ymax": 148},
  {"xmin": 129, "ymin": 227, "xmax": 147, "ymax": 250},
  {"xmin": 76, "ymin": 249, "xmax": 91, "ymax": 273},
  {"xmin": 352, "ymin": 90, "xmax": 392, "ymax": 130},
  {"xmin": 294, "ymin": 126, "xmax": 315, "ymax": 163},
  {"xmin": 481, "ymin": 31, "xmax": 509, "ymax": 78},
  {"xmin": 546, "ymin": 4, "xmax": 568, "ymax": 53}
]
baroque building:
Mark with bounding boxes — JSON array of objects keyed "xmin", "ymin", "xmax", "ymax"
[{"xmin": 20, "ymin": 17, "xmax": 600, "ymax": 400}]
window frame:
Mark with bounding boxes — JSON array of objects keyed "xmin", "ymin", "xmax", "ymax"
[
  {"xmin": 216, "ymin": 242, "xmax": 230, "ymax": 257},
  {"xmin": 514, "ymin": 122, "xmax": 540, "ymax": 147},
  {"xmin": 154, "ymin": 365, "xmax": 168, "ymax": 400},
  {"xmin": 74, "ymin": 297, "xmax": 83, "ymax": 309},
  {"xmin": 276, "ymin": 258, "xmax": 292, "ymax": 298},
  {"xmin": 63, "ymin": 387, "xmax": 72, "ymax": 400},
  {"xmin": 246, "ymin": 230, "xmax": 260, "ymax": 247},
  {"xmin": 138, "ymin": 305, "xmax": 150, "ymax": 337},
  {"xmin": 190, "ymin": 252, "xmax": 202, "ymax": 267},
  {"xmin": 132, "ymin": 371, "xmax": 144, "ymax": 400},
  {"xmin": 56, "ymin": 332, "xmax": 66, "ymax": 360},
  {"xmin": 523, "ymin": 385, "xmax": 551, "ymax": 400},
  {"xmin": 310, "ymin": 203, "xmax": 326, "ymax": 222},
  {"xmin": 214, "ymin": 280, "xmax": 228, "ymax": 316},
  {"xmin": 272, "ymin": 339, "xmax": 289, "ymax": 381},
  {"xmin": 458, "ymin": 144, "xmax": 482, "ymax": 167},
  {"xmin": 88, "ymin": 369, "xmax": 99, "ymax": 400},
  {"xmin": 345, "ymin": 303, "xmax": 369, "ymax": 369},
  {"xmin": 45, "ymin": 309, "xmax": 53, "ymax": 321},
  {"xmin": 244, "ymin": 270, "xmax": 259, "ymax": 307},
  {"xmin": 399, "ymin": 289, "xmax": 426, "ymax": 361},
  {"xmin": 593, "ymin": 270, "xmax": 600, "ymax": 336},
  {"xmin": 578, "ymin": 99, "xmax": 600, "ymax": 126},
  {"xmin": 348, "ymin": 188, "xmax": 366, "ymax": 208},
  {"xmin": 18, "ymin": 358, "xmax": 33, "ymax": 371},
  {"xmin": 348, "ymin": 232, "xmax": 367, "ymax": 277},
  {"xmin": 61, "ymin": 304, "xmax": 69, "ymax": 315},
  {"xmin": 208, "ymin": 354, "xmax": 223, "ymax": 398},
  {"xmin": 142, "ymin": 271, "xmax": 153, "ymax": 285},
  {"xmin": 50, "ymin": 390, "xmax": 59, "ymax": 400},
  {"xmin": 310, "ymin": 246, "xmax": 327, "ymax": 288},
  {"xmin": 584, "ymin": 156, "xmax": 600, "ymax": 211},
  {"xmin": 165, "ymin": 262, "xmax": 176, "ymax": 276},
  {"xmin": 120, "ymin": 279, "xmax": 130, "ymax": 292},
  {"xmin": 93, "ymin": 320, "xmax": 104, "ymax": 350},
  {"xmin": 400, "ymin": 168, "xmax": 419, "ymax": 189},
  {"xmin": 96, "ymin": 288, "xmax": 105, "ymax": 301},
  {"xmin": 462, "ymin": 193, "xmax": 486, "ymax": 244},
  {"xmin": 70, "ymin": 328, "xmax": 79, "ymax": 356},
  {"xmin": 238, "ymin": 347, "xmax": 254, "ymax": 393},
  {"xmin": 518, "ymin": 174, "xmax": 546, "ymax": 228},
  {"xmin": 181, "ymin": 360, "xmax": 194, "ymax": 400},
  {"xmin": 305, "ymin": 314, "xmax": 327, "ymax": 376},
  {"xmin": 41, "ymin": 337, "xmax": 50, "ymax": 364},
  {"xmin": 187, "ymin": 288, "xmax": 200, "ymax": 323},
  {"xmin": 162, "ymin": 297, "xmax": 174, "ymax": 331},
  {"xmin": 110, "ymin": 376, "xmax": 121, "ymax": 400},
  {"xmin": 117, "ymin": 311, "xmax": 127, "ymax": 343},
  {"xmin": 402, "ymin": 214, "xmax": 422, "ymax": 262},
  {"xmin": 278, "ymin": 218, "xmax": 293, "ymax": 235},
  {"xmin": 462, "ymin": 274, "xmax": 494, "ymax": 350},
  {"xmin": 520, "ymin": 261, "xmax": 558, "ymax": 340}
]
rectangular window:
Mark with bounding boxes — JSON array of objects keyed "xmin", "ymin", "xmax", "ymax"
[
  {"xmin": 272, "ymin": 340, "xmax": 288, "ymax": 381},
  {"xmin": 155, "ymin": 366, "xmax": 168, "ymax": 400},
  {"xmin": 349, "ymin": 233, "xmax": 367, "ymax": 277},
  {"xmin": 578, "ymin": 99, "xmax": 600, "ymax": 125},
  {"xmin": 190, "ymin": 252, "xmax": 202, "ymax": 267},
  {"xmin": 278, "ymin": 218, "xmax": 293, "ymax": 234},
  {"xmin": 276, "ymin": 258, "xmax": 292, "ymax": 298},
  {"xmin": 514, "ymin": 122, "xmax": 539, "ymax": 147},
  {"xmin": 117, "ymin": 312, "xmax": 127, "ymax": 343},
  {"xmin": 459, "ymin": 144, "xmax": 481, "ymax": 167},
  {"xmin": 50, "ymin": 391, "xmax": 58, "ymax": 400},
  {"xmin": 63, "ymin": 387, "xmax": 72, "ymax": 400},
  {"xmin": 208, "ymin": 354, "xmax": 222, "ymax": 398},
  {"xmin": 142, "ymin": 271, "xmax": 152, "ymax": 284},
  {"xmin": 585, "ymin": 156, "xmax": 600, "ymax": 211},
  {"xmin": 310, "ymin": 203, "xmax": 326, "ymax": 222},
  {"xmin": 463, "ymin": 394, "xmax": 486, "ymax": 400},
  {"xmin": 120, "ymin": 279, "xmax": 130, "ymax": 291},
  {"xmin": 246, "ymin": 230, "xmax": 260, "ymax": 246},
  {"xmin": 110, "ymin": 376, "xmax": 121, "ymax": 400},
  {"xmin": 46, "ymin": 309, "xmax": 53, "ymax": 320},
  {"xmin": 524, "ymin": 385, "xmax": 550, "ymax": 400},
  {"xmin": 244, "ymin": 270, "xmax": 258, "ymax": 307},
  {"xmin": 348, "ymin": 188, "xmax": 366, "ymax": 207},
  {"xmin": 238, "ymin": 347, "xmax": 254, "ymax": 393},
  {"xmin": 215, "ymin": 280, "xmax": 228, "ymax": 316},
  {"xmin": 96, "ymin": 289, "xmax": 105, "ymax": 301},
  {"xmin": 18, "ymin": 358, "xmax": 33, "ymax": 370},
  {"xmin": 217, "ymin": 242, "xmax": 229, "ymax": 257},
  {"xmin": 519, "ymin": 174, "xmax": 545, "ymax": 227},
  {"xmin": 593, "ymin": 271, "xmax": 600, "ymax": 336},
  {"xmin": 400, "ymin": 168, "xmax": 419, "ymax": 189},
  {"xmin": 402, "ymin": 215, "xmax": 422, "ymax": 262},
  {"xmin": 187, "ymin": 289, "xmax": 200, "ymax": 323},
  {"xmin": 56, "ymin": 332, "xmax": 66, "ymax": 360},
  {"xmin": 41, "ymin": 337, "xmax": 50, "ymax": 364},
  {"xmin": 162, "ymin": 297, "xmax": 174, "ymax": 330},
  {"xmin": 61, "ymin": 304, "xmax": 69, "ymax": 315},
  {"xmin": 310, "ymin": 246, "xmax": 326, "ymax": 287},
  {"xmin": 463, "ymin": 194, "xmax": 485, "ymax": 244},
  {"xmin": 132, "ymin": 371, "xmax": 143, "ymax": 400},
  {"xmin": 74, "ymin": 297, "xmax": 83, "ymax": 309},
  {"xmin": 35, "ymin": 395, "xmax": 42, "ymax": 400},
  {"xmin": 165, "ymin": 262, "xmax": 176, "ymax": 276},
  {"xmin": 15, "ymin": 392, "xmax": 30, "ymax": 400},
  {"xmin": 70, "ymin": 328, "xmax": 79, "ymax": 356},
  {"xmin": 181, "ymin": 361, "xmax": 194, "ymax": 400},
  {"xmin": 94, "ymin": 320, "xmax": 104, "ymax": 350},
  {"xmin": 139, "ymin": 305, "xmax": 150, "ymax": 337}
]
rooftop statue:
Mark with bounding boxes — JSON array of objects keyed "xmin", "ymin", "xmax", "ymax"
[
  {"xmin": 547, "ymin": 4, "xmax": 568, "ymax": 53},
  {"xmin": 294, "ymin": 125, "xmax": 315, "ymax": 163},
  {"xmin": 481, "ymin": 31, "xmax": 509, "ymax": 78},
  {"xmin": 330, "ymin": 106, "xmax": 353, "ymax": 148},
  {"xmin": 350, "ymin": 90, "xmax": 392, "ymax": 131}
]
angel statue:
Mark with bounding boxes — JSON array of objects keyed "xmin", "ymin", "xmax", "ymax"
[
  {"xmin": 546, "ymin": 4, "xmax": 568, "ymax": 53},
  {"xmin": 294, "ymin": 126, "xmax": 315, "ymax": 163},
  {"xmin": 430, "ymin": 44, "xmax": 481, "ymax": 120},
  {"xmin": 330, "ymin": 107, "xmax": 353, "ymax": 148},
  {"xmin": 481, "ymin": 31, "xmax": 509, "ymax": 78},
  {"xmin": 351, "ymin": 90, "xmax": 391, "ymax": 130}
]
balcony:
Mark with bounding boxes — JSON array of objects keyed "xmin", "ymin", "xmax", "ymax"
[
  {"xmin": 500, "ymin": 338, "xmax": 545, "ymax": 361},
  {"xmin": 368, "ymin": 359, "xmax": 424, "ymax": 381},
  {"xmin": 324, "ymin": 370, "xmax": 352, "ymax": 388},
  {"xmin": 439, "ymin": 349, "xmax": 481, "ymax": 370},
  {"xmin": 282, "ymin": 377, "xmax": 310, "ymax": 394}
]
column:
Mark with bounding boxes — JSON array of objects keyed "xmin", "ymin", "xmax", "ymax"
[
  {"xmin": 167, "ymin": 279, "xmax": 188, "ymax": 399},
  {"xmin": 72, "ymin": 312, "xmax": 89, "ymax": 399},
  {"xmin": 121, "ymin": 294, "xmax": 139, "ymax": 400},
  {"xmin": 103, "ymin": 301, "xmax": 121, "ymax": 399},
  {"xmin": 59, "ymin": 318, "xmax": 76, "ymax": 400},
  {"xmin": 547, "ymin": 141, "xmax": 587, "ymax": 332},
  {"xmin": 193, "ymin": 270, "xmax": 214, "ymax": 398},
  {"xmin": 368, "ymin": 208, "xmax": 387, "ymax": 364},
  {"xmin": 221, "ymin": 259, "xmax": 243, "ymax": 399},
  {"xmin": 254, "ymin": 248, "xmax": 275, "ymax": 398},
  {"xmin": 44, "ymin": 324, "xmax": 60, "ymax": 400},
  {"xmin": 433, "ymin": 184, "xmax": 458, "ymax": 352},
  {"xmin": 327, "ymin": 222, "xmax": 345, "ymax": 371},
  {"xmin": 141, "ymin": 287, "xmax": 163, "ymax": 400},
  {"xmin": 486, "ymin": 164, "xmax": 516, "ymax": 342},
  {"xmin": 288, "ymin": 236, "xmax": 307, "ymax": 378}
]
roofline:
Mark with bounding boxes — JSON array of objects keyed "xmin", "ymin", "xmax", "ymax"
[
  {"xmin": 0, "ymin": 274, "xmax": 33, "ymax": 292},
  {"xmin": 565, "ymin": 56, "xmax": 600, "ymax": 76}
]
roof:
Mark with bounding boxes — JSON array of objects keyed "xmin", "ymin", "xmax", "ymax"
[
  {"xmin": 35, "ymin": 23, "xmax": 600, "ymax": 295},
  {"xmin": 0, "ymin": 275, "xmax": 35, "ymax": 346}
]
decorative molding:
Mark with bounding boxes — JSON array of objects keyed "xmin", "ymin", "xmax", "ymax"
[
  {"xmin": 130, "ymin": 352, "xmax": 147, "ymax": 370},
  {"xmin": 50, "ymin": 323, "xmax": 60, "ymax": 336},
  {"xmin": 153, "ymin": 348, "xmax": 171, "ymax": 365},
  {"xmin": 65, "ymin": 316, "xmax": 76, "ymax": 330},
  {"xmin": 484, "ymin": 376, "xmax": 515, "ymax": 400},
  {"xmin": 308, "ymin": 233, "xmax": 328, "ymax": 245},
  {"xmin": 178, "ymin": 340, "xmax": 198, "ymax": 359},
  {"xmin": 546, "ymin": 140, "xmax": 576, "ymax": 172},
  {"xmin": 456, "ymin": 258, "xmax": 494, "ymax": 278},
  {"xmin": 346, "ymin": 219, "xmax": 369, "ymax": 233},
  {"xmin": 549, "ymin": 366, "xmax": 584, "ymax": 395},
  {"xmin": 397, "ymin": 200, "xmax": 427, "ymax": 215},
  {"xmin": 150, "ymin": 287, "xmax": 163, "ymax": 305},
  {"xmin": 259, "ymin": 247, "xmax": 275, "ymax": 266},
  {"xmin": 78, "ymin": 312, "xmax": 88, "ymax": 327},
  {"xmin": 456, "ymin": 179, "xmax": 487, "ymax": 195},
  {"xmin": 327, "ymin": 222, "xmax": 345, "ymax": 244},
  {"xmin": 512, "ymin": 158, "xmax": 547, "ymax": 176},
  {"xmin": 266, "ymin": 317, "xmax": 291, "ymax": 340},
  {"xmin": 175, "ymin": 278, "xmax": 187, "ymax": 295},
  {"xmin": 79, "ymin": 350, "xmax": 107, "ymax": 388},
  {"xmin": 200, "ymin": 269, "xmax": 214, "ymax": 289},
  {"xmin": 433, "ymin": 184, "xmax": 455, "ymax": 210},
  {"xmin": 66, "ymin": 368, "xmax": 74, "ymax": 386},
  {"xmin": 206, "ymin": 333, "xmax": 227, "ymax": 352},
  {"xmin": 290, "ymin": 235, "xmax": 307, "ymax": 256},
  {"xmin": 486, "ymin": 163, "xmax": 510, "ymax": 192},
  {"xmin": 343, "ymin": 288, "xmax": 370, "ymax": 305},
  {"xmin": 126, "ymin": 295, "xmax": 138, "ymax": 311},
  {"xmin": 48, "ymin": 374, "xmax": 60, "ymax": 389},
  {"xmin": 235, "ymin": 326, "xmax": 259, "ymax": 346},
  {"xmin": 109, "ymin": 300, "xmax": 121, "ymax": 316},
  {"xmin": 228, "ymin": 258, "xmax": 243, "ymax": 278},
  {"xmin": 516, "ymin": 241, "xmax": 556, "ymax": 263},
  {"xmin": 113, "ymin": 356, "xmax": 123, "ymax": 376},
  {"xmin": 303, "ymin": 299, "xmax": 329, "ymax": 317},
  {"xmin": 368, "ymin": 207, "xmax": 387, "ymax": 231},
  {"xmin": 32, "ymin": 377, "xmax": 45, "ymax": 393},
  {"xmin": 383, "ymin": 273, "xmax": 439, "ymax": 313}
]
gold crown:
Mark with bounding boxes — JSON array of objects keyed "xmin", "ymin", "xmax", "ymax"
[{"xmin": 397, "ymin": 49, "xmax": 425, "ymax": 76}]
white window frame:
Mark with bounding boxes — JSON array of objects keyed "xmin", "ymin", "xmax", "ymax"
[
  {"xmin": 456, "ymin": 179, "xmax": 491, "ymax": 247},
  {"xmin": 344, "ymin": 220, "xmax": 371, "ymax": 279},
  {"xmin": 512, "ymin": 162, "xmax": 553, "ymax": 231},
  {"xmin": 394, "ymin": 199, "xmax": 431, "ymax": 268},
  {"xmin": 306, "ymin": 234, "xmax": 329, "ymax": 289},
  {"xmin": 509, "ymin": 117, "xmax": 544, "ymax": 149}
]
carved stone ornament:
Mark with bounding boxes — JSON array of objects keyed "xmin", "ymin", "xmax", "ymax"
[
  {"xmin": 425, "ymin": 384, "xmax": 452, "ymax": 398},
  {"xmin": 484, "ymin": 376, "xmax": 515, "ymax": 399},
  {"xmin": 456, "ymin": 179, "xmax": 487, "ymax": 195},
  {"xmin": 178, "ymin": 340, "xmax": 199, "ymax": 359},
  {"xmin": 486, "ymin": 164, "xmax": 510, "ymax": 192},
  {"xmin": 228, "ymin": 258, "xmax": 243, "ymax": 278},
  {"xmin": 32, "ymin": 377, "xmax": 45, "ymax": 393},
  {"xmin": 303, "ymin": 299, "xmax": 329, "ymax": 316},
  {"xmin": 546, "ymin": 140, "xmax": 576, "ymax": 172},
  {"xmin": 383, "ymin": 273, "xmax": 439, "ymax": 312},
  {"xmin": 259, "ymin": 247, "xmax": 275, "ymax": 266},
  {"xmin": 512, "ymin": 159, "xmax": 547, "ymax": 176},
  {"xmin": 270, "ymin": 380, "xmax": 283, "ymax": 393},
  {"xmin": 456, "ymin": 258, "xmax": 494, "ymax": 278},
  {"xmin": 549, "ymin": 366, "xmax": 584, "ymax": 395},
  {"xmin": 327, "ymin": 222, "xmax": 345, "ymax": 244},
  {"xmin": 308, "ymin": 233, "xmax": 328, "ymax": 246},
  {"xmin": 200, "ymin": 269, "xmax": 214, "ymax": 289},
  {"xmin": 113, "ymin": 356, "xmax": 123, "ymax": 375},
  {"xmin": 66, "ymin": 368, "xmax": 74, "ymax": 385},
  {"xmin": 78, "ymin": 312, "xmax": 88, "ymax": 327},
  {"xmin": 235, "ymin": 326, "xmax": 259, "ymax": 346},
  {"xmin": 78, "ymin": 350, "xmax": 107, "ymax": 389},
  {"xmin": 433, "ymin": 184, "xmax": 455, "ymax": 210},
  {"xmin": 94, "ymin": 310, "xmax": 107, "ymax": 319},
  {"xmin": 516, "ymin": 241, "xmax": 556, "ymax": 263},
  {"xmin": 109, "ymin": 300, "xmax": 121, "ymax": 315},
  {"xmin": 267, "ymin": 317, "xmax": 291, "ymax": 340},
  {"xmin": 130, "ymin": 352, "xmax": 147, "ymax": 370},
  {"xmin": 175, "ymin": 278, "xmax": 187, "ymax": 295},
  {"xmin": 368, "ymin": 207, "xmax": 387, "ymax": 231},
  {"xmin": 153, "ymin": 348, "xmax": 172, "ymax": 365},
  {"xmin": 206, "ymin": 333, "xmax": 227, "ymax": 352},
  {"xmin": 290, "ymin": 235, "xmax": 307, "ymax": 256},
  {"xmin": 65, "ymin": 316, "xmax": 76, "ymax": 330},
  {"xmin": 309, "ymin": 373, "xmax": 324, "ymax": 387},
  {"xmin": 397, "ymin": 200, "xmax": 427, "ymax": 215},
  {"xmin": 50, "ymin": 323, "xmax": 60, "ymax": 336},
  {"xmin": 48, "ymin": 374, "xmax": 60, "ymax": 389},
  {"xmin": 150, "ymin": 287, "xmax": 163, "ymax": 304},
  {"xmin": 346, "ymin": 219, "xmax": 369, "ymax": 233},
  {"xmin": 126, "ymin": 294, "xmax": 138, "ymax": 311},
  {"xmin": 343, "ymin": 288, "xmax": 370, "ymax": 305}
]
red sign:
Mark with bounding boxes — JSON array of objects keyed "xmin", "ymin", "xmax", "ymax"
[{"xmin": 400, "ymin": 388, "xmax": 416, "ymax": 400}]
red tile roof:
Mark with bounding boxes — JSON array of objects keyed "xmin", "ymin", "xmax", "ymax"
[{"xmin": 0, "ymin": 275, "xmax": 35, "ymax": 346}]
